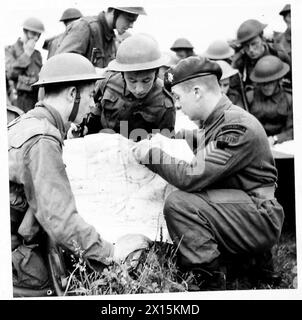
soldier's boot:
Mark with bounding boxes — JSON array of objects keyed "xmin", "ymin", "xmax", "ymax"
[
  {"xmin": 249, "ymin": 250, "xmax": 282, "ymax": 286},
  {"xmin": 180, "ymin": 258, "xmax": 227, "ymax": 291}
]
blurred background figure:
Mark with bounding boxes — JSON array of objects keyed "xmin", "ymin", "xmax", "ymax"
[
  {"xmin": 43, "ymin": 8, "xmax": 83, "ymax": 59},
  {"xmin": 232, "ymin": 19, "xmax": 290, "ymax": 89},
  {"xmin": 5, "ymin": 17, "xmax": 45, "ymax": 113},
  {"xmin": 158, "ymin": 51, "xmax": 180, "ymax": 81},
  {"xmin": 203, "ymin": 39, "xmax": 235, "ymax": 63},
  {"xmin": 273, "ymin": 4, "xmax": 291, "ymax": 88},
  {"xmin": 115, "ymin": 30, "xmax": 132, "ymax": 49},
  {"xmin": 204, "ymin": 40, "xmax": 247, "ymax": 109},
  {"xmin": 216, "ymin": 60, "xmax": 244, "ymax": 109},
  {"xmin": 55, "ymin": 7, "xmax": 147, "ymax": 68},
  {"xmin": 247, "ymin": 55, "xmax": 292, "ymax": 146},
  {"xmin": 170, "ymin": 38, "xmax": 196, "ymax": 60}
]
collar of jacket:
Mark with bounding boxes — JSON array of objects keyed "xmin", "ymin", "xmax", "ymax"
[
  {"xmin": 202, "ymin": 94, "xmax": 232, "ymax": 128},
  {"xmin": 31, "ymin": 102, "xmax": 66, "ymax": 141},
  {"xmin": 98, "ymin": 11, "xmax": 115, "ymax": 42}
]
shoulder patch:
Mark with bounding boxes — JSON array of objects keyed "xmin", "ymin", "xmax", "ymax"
[{"xmin": 219, "ymin": 124, "xmax": 247, "ymax": 133}]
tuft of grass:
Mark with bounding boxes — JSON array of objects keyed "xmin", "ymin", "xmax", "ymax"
[{"xmin": 62, "ymin": 232, "xmax": 297, "ymax": 295}]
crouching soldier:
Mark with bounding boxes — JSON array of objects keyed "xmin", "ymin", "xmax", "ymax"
[
  {"xmin": 8, "ymin": 53, "xmax": 151, "ymax": 296},
  {"xmin": 132, "ymin": 56, "xmax": 284, "ymax": 290},
  {"xmin": 86, "ymin": 33, "xmax": 176, "ymax": 141},
  {"xmin": 248, "ymin": 55, "xmax": 292, "ymax": 146}
]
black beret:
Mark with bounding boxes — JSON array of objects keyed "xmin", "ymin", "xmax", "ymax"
[{"xmin": 164, "ymin": 56, "xmax": 222, "ymax": 91}]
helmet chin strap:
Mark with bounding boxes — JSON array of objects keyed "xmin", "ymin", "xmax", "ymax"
[{"xmin": 68, "ymin": 88, "xmax": 81, "ymax": 122}]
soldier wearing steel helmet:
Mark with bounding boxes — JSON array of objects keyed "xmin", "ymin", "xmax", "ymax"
[
  {"xmin": 86, "ymin": 33, "xmax": 176, "ymax": 141},
  {"xmin": 55, "ymin": 7, "xmax": 146, "ymax": 68},
  {"xmin": 232, "ymin": 19, "xmax": 290, "ymax": 88},
  {"xmin": 204, "ymin": 40, "xmax": 248, "ymax": 110},
  {"xmin": 274, "ymin": 4, "xmax": 291, "ymax": 66},
  {"xmin": 8, "ymin": 53, "xmax": 151, "ymax": 295},
  {"xmin": 132, "ymin": 56, "xmax": 284, "ymax": 290},
  {"xmin": 170, "ymin": 38, "xmax": 196, "ymax": 60},
  {"xmin": 43, "ymin": 8, "xmax": 83, "ymax": 59},
  {"xmin": 5, "ymin": 17, "xmax": 45, "ymax": 112},
  {"xmin": 247, "ymin": 55, "xmax": 292, "ymax": 146}
]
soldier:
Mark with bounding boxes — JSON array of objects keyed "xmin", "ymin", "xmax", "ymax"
[
  {"xmin": 132, "ymin": 56, "xmax": 284, "ymax": 290},
  {"xmin": 5, "ymin": 17, "xmax": 45, "ymax": 113},
  {"xmin": 170, "ymin": 38, "xmax": 196, "ymax": 60},
  {"xmin": 215, "ymin": 60, "xmax": 244, "ymax": 109},
  {"xmin": 232, "ymin": 19, "xmax": 290, "ymax": 88},
  {"xmin": 203, "ymin": 40, "xmax": 235, "ymax": 64},
  {"xmin": 86, "ymin": 33, "xmax": 176, "ymax": 141},
  {"xmin": 8, "ymin": 53, "xmax": 150, "ymax": 295},
  {"xmin": 43, "ymin": 8, "xmax": 83, "ymax": 59},
  {"xmin": 274, "ymin": 4, "xmax": 291, "ymax": 64},
  {"xmin": 204, "ymin": 40, "xmax": 247, "ymax": 110},
  {"xmin": 248, "ymin": 55, "xmax": 292, "ymax": 146},
  {"xmin": 55, "ymin": 7, "xmax": 146, "ymax": 68}
]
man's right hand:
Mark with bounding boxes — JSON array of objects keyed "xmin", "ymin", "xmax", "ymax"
[{"xmin": 24, "ymin": 39, "xmax": 37, "ymax": 57}]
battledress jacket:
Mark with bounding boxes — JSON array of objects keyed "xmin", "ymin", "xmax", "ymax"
[
  {"xmin": 142, "ymin": 95, "xmax": 278, "ymax": 193},
  {"xmin": 87, "ymin": 71, "xmax": 176, "ymax": 139},
  {"xmin": 8, "ymin": 103, "xmax": 113, "ymax": 265},
  {"xmin": 247, "ymin": 85, "xmax": 293, "ymax": 143},
  {"xmin": 55, "ymin": 12, "xmax": 116, "ymax": 68},
  {"xmin": 5, "ymin": 38, "xmax": 42, "ymax": 112},
  {"xmin": 232, "ymin": 42, "xmax": 291, "ymax": 86}
]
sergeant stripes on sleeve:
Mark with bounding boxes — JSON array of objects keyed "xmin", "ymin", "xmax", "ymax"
[{"xmin": 204, "ymin": 141, "xmax": 233, "ymax": 165}]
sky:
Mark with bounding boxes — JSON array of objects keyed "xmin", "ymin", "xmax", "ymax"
[{"xmin": 0, "ymin": 0, "xmax": 302, "ymax": 300}]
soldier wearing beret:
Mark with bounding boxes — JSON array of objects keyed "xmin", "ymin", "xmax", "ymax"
[{"xmin": 132, "ymin": 56, "xmax": 284, "ymax": 290}]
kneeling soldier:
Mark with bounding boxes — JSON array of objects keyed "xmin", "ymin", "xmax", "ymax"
[{"xmin": 133, "ymin": 56, "xmax": 284, "ymax": 290}]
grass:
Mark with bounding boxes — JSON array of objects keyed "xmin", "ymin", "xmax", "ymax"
[{"xmin": 62, "ymin": 232, "xmax": 297, "ymax": 296}]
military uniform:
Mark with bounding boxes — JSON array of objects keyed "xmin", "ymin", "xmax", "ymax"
[
  {"xmin": 55, "ymin": 12, "xmax": 116, "ymax": 68},
  {"xmin": 7, "ymin": 104, "xmax": 23, "ymax": 124},
  {"xmin": 247, "ymin": 85, "xmax": 293, "ymax": 143},
  {"xmin": 141, "ymin": 57, "xmax": 284, "ymax": 268},
  {"xmin": 43, "ymin": 33, "xmax": 65, "ymax": 59},
  {"xmin": 8, "ymin": 103, "xmax": 114, "ymax": 272},
  {"xmin": 5, "ymin": 38, "xmax": 42, "ymax": 112},
  {"xmin": 87, "ymin": 71, "xmax": 176, "ymax": 140},
  {"xmin": 232, "ymin": 42, "xmax": 290, "ymax": 87},
  {"xmin": 274, "ymin": 29, "xmax": 291, "ymax": 64}
]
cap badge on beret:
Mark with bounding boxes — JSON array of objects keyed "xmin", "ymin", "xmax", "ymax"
[{"xmin": 167, "ymin": 72, "xmax": 174, "ymax": 83}]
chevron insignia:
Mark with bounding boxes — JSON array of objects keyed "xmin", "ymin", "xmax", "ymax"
[{"xmin": 205, "ymin": 141, "xmax": 233, "ymax": 165}]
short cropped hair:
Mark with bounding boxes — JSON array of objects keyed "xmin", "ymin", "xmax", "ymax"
[
  {"xmin": 43, "ymin": 80, "xmax": 95, "ymax": 96},
  {"xmin": 179, "ymin": 74, "xmax": 221, "ymax": 94}
]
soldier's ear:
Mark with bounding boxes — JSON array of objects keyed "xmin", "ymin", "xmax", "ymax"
[
  {"xmin": 193, "ymin": 86, "xmax": 203, "ymax": 100},
  {"xmin": 66, "ymin": 86, "xmax": 77, "ymax": 103}
]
